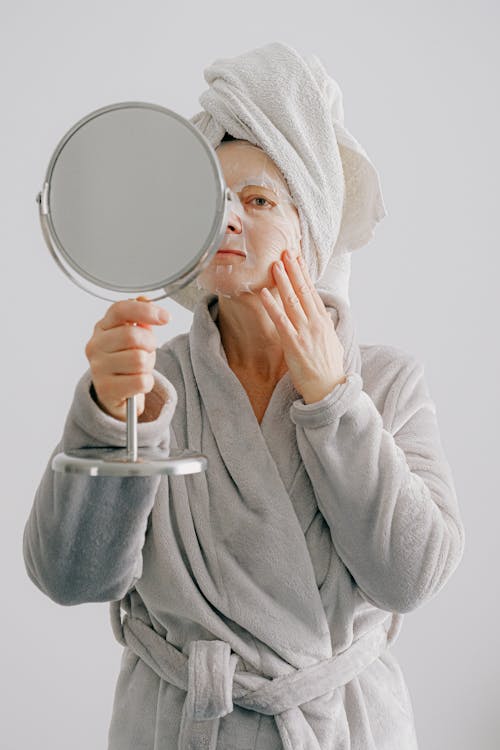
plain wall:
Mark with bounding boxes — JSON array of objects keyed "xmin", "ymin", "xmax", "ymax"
[{"xmin": 2, "ymin": 1, "xmax": 498, "ymax": 747}]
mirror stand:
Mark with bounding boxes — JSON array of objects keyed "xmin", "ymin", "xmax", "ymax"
[
  {"xmin": 52, "ymin": 393, "xmax": 207, "ymax": 477},
  {"xmin": 38, "ymin": 101, "xmax": 226, "ymax": 479}
]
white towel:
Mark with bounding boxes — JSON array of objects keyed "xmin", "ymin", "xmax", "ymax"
[{"xmin": 170, "ymin": 41, "xmax": 387, "ymax": 312}]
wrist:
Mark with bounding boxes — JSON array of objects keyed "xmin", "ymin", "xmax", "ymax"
[{"xmin": 302, "ymin": 375, "xmax": 347, "ymax": 405}]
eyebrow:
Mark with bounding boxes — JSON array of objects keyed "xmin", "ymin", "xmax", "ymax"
[{"xmin": 238, "ymin": 184, "xmax": 281, "ymax": 198}]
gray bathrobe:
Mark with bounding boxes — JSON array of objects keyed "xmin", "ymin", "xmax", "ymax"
[{"xmin": 23, "ymin": 290, "xmax": 465, "ymax": 749}]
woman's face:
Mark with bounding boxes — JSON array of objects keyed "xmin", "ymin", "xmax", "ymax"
[{"xmin": 195, "ymin": 140, "xmax": 302, "ymax": 300}]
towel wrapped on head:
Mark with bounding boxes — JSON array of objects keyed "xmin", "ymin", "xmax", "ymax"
[{"xmin": 170, "ymin": 41, "xmax": 387, "ymax": 312}]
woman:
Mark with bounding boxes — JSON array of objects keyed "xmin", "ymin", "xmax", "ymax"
[{"xmin": 23, "ymin": 43, "xmax": 465, "ymax": 749}]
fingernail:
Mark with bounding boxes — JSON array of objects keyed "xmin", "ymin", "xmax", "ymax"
[{"xmin": 158, "ymin": 308, "xmax": 169, "ymax": 322}]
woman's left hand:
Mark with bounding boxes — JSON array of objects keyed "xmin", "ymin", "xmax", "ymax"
[{"xmin": 260, "ymin": 249, "xmax": 347, "ymax": 404}]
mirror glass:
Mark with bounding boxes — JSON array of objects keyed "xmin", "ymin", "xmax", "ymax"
[{"xmin": 42, "ymin": 102, "xmax": 227, "ymax": 294}]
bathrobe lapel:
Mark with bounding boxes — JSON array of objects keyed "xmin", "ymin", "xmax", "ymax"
[{"xmin": 187, "ymin": 291, "xmax": 362, "ymax": 667}]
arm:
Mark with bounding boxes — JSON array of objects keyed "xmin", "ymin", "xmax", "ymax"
[
  {"xmin": 289, "ymin": 354, "xmax": 465, "ymax": 614},
  {"xmin": 22, "ymin": 366, "xmax": 177, "ymax": 606}
]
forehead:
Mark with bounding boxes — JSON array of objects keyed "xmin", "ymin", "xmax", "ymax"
[{"xmin": 215, "ymin": 140, "xmax": 289, "ymax": 193}]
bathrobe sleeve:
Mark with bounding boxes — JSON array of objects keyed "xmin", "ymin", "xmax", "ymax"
[
  {"xmin": 289, "ymin": 350, "xmax": 465, "ymax": 614},
  {"xmin": 22, "ymin": 366, "xmax": 177, "ymax": 606}
]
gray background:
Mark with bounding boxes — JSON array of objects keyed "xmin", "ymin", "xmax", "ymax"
[{"xmin": 2, "ymin": 1, "xmax": 498, "ymax": 747}]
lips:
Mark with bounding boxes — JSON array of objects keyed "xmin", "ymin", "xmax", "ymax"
[{"xmin": 216, "ymin": 249, "xmax": 246, "ymax": 257}]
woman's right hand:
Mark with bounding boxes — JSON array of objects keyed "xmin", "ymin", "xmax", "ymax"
[{"xmin": 84, "ymin": 296, "xmax": 171, "ymax": 422}]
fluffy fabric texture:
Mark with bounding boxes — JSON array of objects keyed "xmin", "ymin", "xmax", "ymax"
[
  {"xmin": 23, "ymin": 290, "xmax": 465, "ymax": 749},
  {"xmin": 169, "ymin": 41, "xmax": 387, "ymax": 312}
]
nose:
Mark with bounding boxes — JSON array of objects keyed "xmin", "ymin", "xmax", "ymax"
[{"xmin": 226, "ymin": 207, "xmax": 242, "ymax": 235}]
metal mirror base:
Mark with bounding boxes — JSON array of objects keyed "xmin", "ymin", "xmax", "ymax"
[{"xmin": 51, "ymin": 447, "xmax": 208, "ymax": 477}]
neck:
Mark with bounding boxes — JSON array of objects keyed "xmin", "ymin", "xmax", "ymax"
[{"xmin": 216, "ymin": 290, "xmax": 288, "ymax": 382}]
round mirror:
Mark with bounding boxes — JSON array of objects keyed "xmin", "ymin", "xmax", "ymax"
[
  {"xmin": 37, "ymin": 101, "xmax": 229, "ymax": 302},
  {"xmin": 37, "ymin": 101, "xmax": 230, "ymax": 475}
]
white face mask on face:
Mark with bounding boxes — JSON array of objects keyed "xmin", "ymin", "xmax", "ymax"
[{"xmin": 195, "ymin": 142, "xmax": 302, "ymax": 299}]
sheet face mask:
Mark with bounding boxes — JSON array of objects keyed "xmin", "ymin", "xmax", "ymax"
[{"xmin": 195, "ymin": 142, "xmax": 303, "ymax": 299}]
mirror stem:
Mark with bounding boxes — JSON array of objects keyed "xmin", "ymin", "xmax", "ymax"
[{"xmin": 126, "ymin": 395, "xmax": 138, "ymax": 461}]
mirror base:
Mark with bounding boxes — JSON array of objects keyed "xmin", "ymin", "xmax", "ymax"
[{"xmin": 51, "ymin": 447, "xmax": 207, "ymax": 477}]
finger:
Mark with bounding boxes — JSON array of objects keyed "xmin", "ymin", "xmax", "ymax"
[
  {"xmin": 282, "ymin": 251, "xmax": 319, "ymax": 320},
  {"xmin": 91, "ymin": 348, "xmax": 156, "ymax": 376},
  {"xmin": 260, "ymin": 286, "xmax": 299, "ymax": 341},
  {"xmin": 99, "ymin": 298, "xmax": 170, "ymax": 331},
  {"xmin": 97, "ymin": 373, "xmax": 155, "ymax": 404},
  {"xmin": 133, "ymin": 296, "xmax": 154, "ymax": 331},
  {"xmin": 272, "ymin": 259, "xmax": 308, "ymax": 330},
  {"xmin": 94, "ymin": 324, "xmax": 157, "ymax": 354},
  {"xmin": 295, "ymin": 255, "xmax": 327, "ymax": 316}
]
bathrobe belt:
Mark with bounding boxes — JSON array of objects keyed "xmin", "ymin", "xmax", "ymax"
[{"xmin": 110, "ymin": 600, "xmax": 390, "ymax": 750}]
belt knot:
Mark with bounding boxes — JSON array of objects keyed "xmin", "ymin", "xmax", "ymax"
[{"xmin": 185, "ymin": 639, "xmax": 239, "ymax": 721}]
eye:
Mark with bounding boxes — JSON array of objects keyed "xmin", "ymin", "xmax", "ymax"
[{"xmin": 249, "ymin": 196, "xmax": 273, "ymax": 208}]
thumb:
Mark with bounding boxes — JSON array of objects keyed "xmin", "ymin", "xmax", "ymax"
[{"xmin": 134, "ymin": 295, "xmax": 153, "ymax": 330}]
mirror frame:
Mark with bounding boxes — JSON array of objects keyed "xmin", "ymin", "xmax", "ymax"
[{"xmin": 36, "ymin": 100, "xmax": 230, "ymax": 302}]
